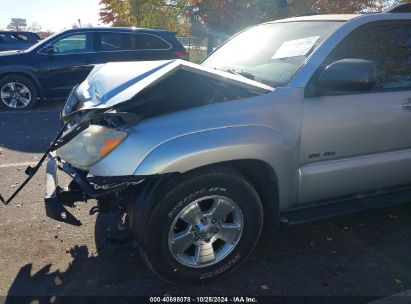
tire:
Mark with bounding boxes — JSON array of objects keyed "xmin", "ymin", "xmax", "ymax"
[
  {"xmin": 0, "ymin": 75, "xmax": 38, "ymax": 109},
  {"xmin": 138, "ymin": 167, "xmax": 263, "ymax": 283}
]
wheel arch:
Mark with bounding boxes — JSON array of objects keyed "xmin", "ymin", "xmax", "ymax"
[
  {"xmin": 0, "ymin": 70, "xmax": 44, "ymax": 98},
  {"xmin": 129, "ymin": 159, "xmax": 281, "ymax": 245},
  {"xmin": 133, "ymin": 125, "xmax": 295, "ymax": 211}
]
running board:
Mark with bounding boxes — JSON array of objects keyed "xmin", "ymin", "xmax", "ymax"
[{"xmin": 280, "ymin": 188, "xmax": 411, "ymax": 226}]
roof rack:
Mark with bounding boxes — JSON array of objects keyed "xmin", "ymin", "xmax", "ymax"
[{"xmin": 384, "ymin": 3, "xmax": 411, "ymax": 13}]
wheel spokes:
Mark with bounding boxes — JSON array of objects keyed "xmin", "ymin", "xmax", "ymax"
[
  {"xmin": 209, "ymin": 198, "xmax": 234, "ymax": 220},
  {"xmin": 10, "ymin": 98, "xmax": 17, "ymax": 108},
  {"xmin": 219, "ymin": 223, "xmax": 242, "ymax": 244},
  {"xmin": 7, "ymin": 82, "xmax": 15, "ymax": 91},
  {"xmin": 171, "ymin": 229, "xmax": 195, "ymax": 255},
  {"xmin": 1, "ymin": 82, "xmax": 31, "ymax": 108},
  {"xmin": 169, "ymin": 195, "xmax": 244, "ymax": 268},
  {"xmin": 180, "ymin": 202, "xmax": 204, "ymax": 226},
  {"xmin": 19, "ymin": 86, "xmax": 29, "ymax": 94},
  {"xmin": 1, "ymin": 92, "xmax": 11, "ymax": 99},
  {"xmin": 193, "ymin": 241, "xmax": 215, "ymax": 265},
  {"xmin": 20, "ymin": 97, "xmax": 30, "ymax": 106}
]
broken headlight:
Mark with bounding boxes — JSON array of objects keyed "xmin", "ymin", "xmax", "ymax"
[
  {"xmin": 61, "ymin": 85, "xmax": 81, "ymax": 119},
  {"xmin": 56, "ymin": 125, "xmax": 127, "ymax": 169}
]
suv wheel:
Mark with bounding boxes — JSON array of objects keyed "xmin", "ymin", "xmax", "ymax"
[
  {"xmin": 0, "ymin": 75, "xmax": 38, "ymax": 109},
  {"xmin": 138, "ymin": 168, "xmax": 263, "ymax": 283}
]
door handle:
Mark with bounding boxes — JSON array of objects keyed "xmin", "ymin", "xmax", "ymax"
[{"xmin": 403, "ymin": 98, "xmax": 411, "ymax": 111}]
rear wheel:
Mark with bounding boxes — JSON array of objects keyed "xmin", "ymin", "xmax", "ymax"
[
  {"xmin": 138, "ymin": 168, "xmax": 263, "ymax": 283},
  {"xmin": 0, "ymin": 75, "xmax": 38, "ymax": 109}
]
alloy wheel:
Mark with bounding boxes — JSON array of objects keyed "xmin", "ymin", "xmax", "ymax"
[
  {"xmin": 0, "ymin": 81, "xmax": 32, "ymax": 109},
  {"xmin": 168, "ymin": 195, "xmax": 243, "ymax": 268}
]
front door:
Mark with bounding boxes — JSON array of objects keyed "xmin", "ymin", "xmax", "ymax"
[
  {"xmin": 299, "ymin": 20, "xmax": 411, "ymax": 204},
  {"xmin": 38, "ymin": 32, "xmax": 95, "ymax": 98}
]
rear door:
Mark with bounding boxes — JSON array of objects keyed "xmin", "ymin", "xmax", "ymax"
[
  {"xmin": 37, "ymin": 32, "xmax": 96, "ymax": 98},
  {"xmin": 299, "ymin": 20, "xmax": 411, "ymax": 203},
  {"xmin": 94, "ymin": 31, "xmax": 174, "ymax": 64}
]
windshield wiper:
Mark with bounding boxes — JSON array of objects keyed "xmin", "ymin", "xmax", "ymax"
[{"xmin": 225, "ymin": 69, "xmax": 255, "ymax": 81}]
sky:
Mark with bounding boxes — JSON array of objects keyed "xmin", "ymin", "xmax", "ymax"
[{"xmin": 0, "ymin": 0, "xmax": 102, "ymax": 32}]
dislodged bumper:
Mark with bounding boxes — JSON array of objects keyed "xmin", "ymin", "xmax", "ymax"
[
  {"xmin": 45, "ymin": 154, "xmax": 82, "ymax": 226},
  {"xmin": 44, "ymin": 154, "xmax": 146, "ymax": 226}
]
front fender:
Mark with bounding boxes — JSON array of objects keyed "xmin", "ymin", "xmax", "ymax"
[{"xmin": 135, "ymin": 125, "xmax": 296, "ymax": 207}]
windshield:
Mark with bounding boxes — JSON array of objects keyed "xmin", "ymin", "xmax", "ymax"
[{"xmin": 202, "ymin": 21, "xmax": 344, "ymax": 87}]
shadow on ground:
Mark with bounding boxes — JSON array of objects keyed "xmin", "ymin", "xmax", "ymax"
[{"xmin": 4, "ymin": 203, "xmax": 411, "ymax": 304}]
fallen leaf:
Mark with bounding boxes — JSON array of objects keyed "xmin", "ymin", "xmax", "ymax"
[
  {"xmin": 325, "ymin": 236, "xmax": 333, "ymax": 241},
  {"xmin": 261, "ymin": 284, "xmax": 269, "ymax": 290},
  {"xmin": 394, "ymin": 278, "xmax": 402, "ymax": 284},
  {"xmin": 54, "ymin": 276, "xmax": 62, "ymax": 286}
]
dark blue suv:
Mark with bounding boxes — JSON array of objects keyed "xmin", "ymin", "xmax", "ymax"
[
  {"xmin": 0, "ymin": 27, "xmax": 188, "ymax": 109},
  {"xmin": 0, "ymin": 31, "xmax": 40, "ymax": 52}
]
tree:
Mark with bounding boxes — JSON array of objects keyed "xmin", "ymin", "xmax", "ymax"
[
  {"xmin": 98, "ymin": 0, "xmax": 407, "ymax": 47},
  {"xmin": 99, "ymin": 0, "xmax": 189, "ymax": 34},
  {"xmin": 7, "ymin": 18, "xmax": 27, "ymax": 31},
  {"xmin": 28, "ymin": 22, "xmax": 42, "ymax": 32},
  {"xmin": 99, "ymin": 0, "xmax": 136, "ymax": 26},
  {"xmin": 287, "ymin": 0, "xmax": 394, "ymax": 15}
]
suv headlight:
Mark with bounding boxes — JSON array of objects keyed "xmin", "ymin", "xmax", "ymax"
[{"xmin": 56, "ymin": 125, "xmax": 127, "ymax": 169}]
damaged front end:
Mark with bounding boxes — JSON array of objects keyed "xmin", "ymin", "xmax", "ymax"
[{"xmin": 1, "ymin": 59, "xmax": 272, "ymax": 226}]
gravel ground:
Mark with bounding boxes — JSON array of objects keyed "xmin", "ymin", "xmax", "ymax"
[{"xmin": 1, "ymin": 100, "xmax": 411, "ymax": 304}]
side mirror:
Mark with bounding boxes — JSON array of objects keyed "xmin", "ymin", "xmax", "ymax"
[
  {"xmin": 41, "ymin": 44, "xmax": 55, "ymax": 55},
  {"xmin": 317, "ymin": 59, "xmax": 376, "ymax": 93}
]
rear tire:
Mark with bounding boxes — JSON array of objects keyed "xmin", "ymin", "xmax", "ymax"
[
  {"xmin": 0, "ymin": 75, "xmax": 38, "ymax": 109},
  {"xmin": 138, "ymin": 168, "xmax": 263, "ymax": 283}
]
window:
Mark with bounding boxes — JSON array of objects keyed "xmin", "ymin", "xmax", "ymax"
[
  {"xmin": 11, "ymin": 34, "xmax": 28, "ymax": 41},
  {"xmin": 99, "ymin": 32, "xmax": 170, "ymax": 51},
  {"xmin": 100, "ymin": 32, "xmax": 122, "ymax": 50},
  {"xmin": 323, "ymin": 21, "xmax": 411, "ymax": 91},
  {"xmin": 138, "ymin": 34, "xmax": 170, "ymax": 49},
  {"xmin": 51, "ymin": 34, "xmax": 91, "ymax": 54}
]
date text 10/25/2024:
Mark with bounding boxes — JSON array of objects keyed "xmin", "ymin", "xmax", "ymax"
[{"xmin": 149, "ymin": 297, "xmax": 258, "ymax": 303}]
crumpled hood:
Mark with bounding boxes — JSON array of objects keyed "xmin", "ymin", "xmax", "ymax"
[{"xmin": 75, "ymin": 59, "xmax": 273, "ymax": 110}]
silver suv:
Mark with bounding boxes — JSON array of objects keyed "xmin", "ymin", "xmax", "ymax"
[{"xmin": 2, "ymin": 4, "xmax": 411, "ymax": 283}]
